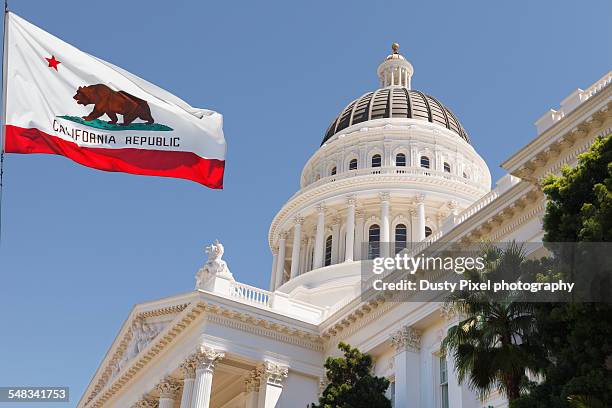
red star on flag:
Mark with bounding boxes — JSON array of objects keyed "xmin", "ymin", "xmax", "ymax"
[{"xmin": 45, "ymin": 55, "xmax": 61, "ymax": 70}]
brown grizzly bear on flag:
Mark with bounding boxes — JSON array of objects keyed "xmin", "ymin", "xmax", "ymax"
[{"xmin": 73, "ymin": 84, "xmax": 155, "ymax": 126}]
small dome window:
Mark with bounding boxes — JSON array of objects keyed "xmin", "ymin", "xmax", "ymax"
[
  {"xmin": 371, "ymin": 154, "xmax": 382, "ymax": 168},
  {"xmin": 444, "ymin": 162, "xmax": 451, "ymax": 173},
  {"xmin": 425, "ymin": 226, "xmax": 432, "ymax": 237},
  {"xmin": 420, "ymin": 156, "xmax": 430, "ymax": 169},
  {"xmin": 395, "ymin": 223, "xmax": 407, "ymax": 254},
  {"xmin": 324, "ymin": 235, "xmax": 333, "ymax": 266},
  {"xmin": 330, "ymin": 166, "xmax": 337, "ymax": 176},
  {"xmin": 396, "ymin": 153, "xmax": 406, "ymax": 167},
  {"xmin": 463, "ymin": 172, "xmax": 468, "ymax": 179},
  {"xmin": 368, "ymin": 224, "xmax": 381, "ymax": 259},
  {"xmin": 349, "ymin": 159, "xmax": 358, "ymax": 170}
]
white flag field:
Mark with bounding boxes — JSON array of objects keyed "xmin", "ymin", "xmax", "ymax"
[{"xmin": 3, "ymin": 12, "xmax": 226, "ymax": 188}]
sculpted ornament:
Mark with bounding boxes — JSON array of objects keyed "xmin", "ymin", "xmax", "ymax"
[
  {"xmin": 131, "ymin": 396, "xmax": 158, "ymax": 408},
  {"xmin": 113, "ymin": 317, "xmax": 163, "ymax": 377},
  {"xmin": 390, "ymin": 325, "xmax": 422, "ymax": 353},
  {"xmin": 155, "ymin": 376, "xmax": 181, "ymax": 399},
  {"xmin": 195, "ymin": 240, "xmax": 234, "ymax": 290},
  {"xmin": 258, "ymin": 360, "xmax": 289, "ymax": 386},
  {"xmin": 194, "ymin": 346, "xmax": 225, "ymax": 372},
  {"xmin": 180, "ymin": 355, "xmax": 198, "ymax": 379}
]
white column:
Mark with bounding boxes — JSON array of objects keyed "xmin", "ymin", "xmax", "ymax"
[
  {"xmin": 269, "ymin": 248, "xmax": 278, "ymax": 291},
  {"xmin": 416, "ymin": 194, "xmax": 426, "ymax": 242},
  {"xmin": 290, "ymin": 216, "xmax": 304, "ymax": 278},
  {"xmin": 313, "ymin": 204, "xmax": 326, "ymax": 269},
  {"xmin": 299, "ymin": 237, "xmax": 308, "ymax": 275},
  {"xmin": 354, "ymin": 210, "xmax": 365, "ymax": 261},
  {"xmin": 409, "ymin": 209, "xmax": 417, "ymax": 245},
  {"xmin": 257, "ymin": 361, "xmax": 289, "ymax": 408},
  {"xmin": 156, "ymin": 376, "xmax": 181, "ymax": 408},
  {"xmin": 344, "ymin": 196, "xmax": 356, "ymax": 261},
  {"xmin": 390, "ymin": 326, "xmax": 422, "ymax": 408},
  {"xmin": 331, "ymin": 216, "xmax": 341, "ymax": 264},
  {"xmin": 179, "ymin": 357, "xmax": 197, "ymax": 408},
  {"xmin": 380, "ymin": 192, "xmax": 391, "ymax": 257},
  {"xmin": 190, "ymin": 346, "xmax": 224, "ymax": 408},
  {"xmin": 274, "ymin": 233, "xmax": 287, "ymax": 288},
  {"xmin": 244, "ymin": 368, "xmax": 260, "ymax": 408},
  {"xmin": 441, "ymin": 306, "xmax": 479, "ymax": 408}
]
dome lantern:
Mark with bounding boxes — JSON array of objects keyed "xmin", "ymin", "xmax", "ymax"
[{"xmin": 377, "ymin": 42, "xmax": 414, "ymax": 88}]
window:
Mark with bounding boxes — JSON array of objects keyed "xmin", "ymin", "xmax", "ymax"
[
  {"xmin": 368, "ymin": 224, "xmax": 380, "ymax": 259},
  {"xmin": 395, "ymin": 153, "xmax": 406, "ymax": 167},
  {"xmin": 439, "ymin": 355, "xmax": 449, "ymax": 408},
  {"xmin": 462, "ymin": 171, "xmax": 468, "ymax": 179},
  {"xmin": 395, "ymin": 224, "xmax": 407, "ymax": 254},
  {"xmin": 324, "ymin": 235, "xmax": 333, "ymax": 266},
  {"xmin": 444, "ymin": 162, "xmax": 451, "ymax": 173},
  {"xmin": 371, "ymin": 154, "xmax": 382, "ymax": 168},
  {"xmin": 330, "ymin": 166, "xmax": 337, "ymax": 176},
  {"xmin": 349, "ymin": 158, "xmax": 358, "ymax": 170},
  {"xmin": 420, "ymin": 155, "xmax": 430, "ymax": 169},
  {"xmin": 425, "ymin": 226, "xmax": 432, "ymax": 237}
]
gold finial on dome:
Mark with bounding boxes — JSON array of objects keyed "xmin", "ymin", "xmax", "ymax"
[{"xmin": 392, "ymin": 42, "xmax": 400, "ymax": 53}]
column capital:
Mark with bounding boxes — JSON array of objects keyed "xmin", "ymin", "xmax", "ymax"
[
  {"xmin": 447, "ymin": 199, "xmax": 458, "ymax": 210},
  {"xmin": 244, "ymin": 368, "xmax": 261, "ymax": 393},
  {"xmin": 355, "ymin": 209, "xmax": 366, "ymax": 219},
  {"xmin": 179, "ymin": 354, "xmax": 198, "ymax": 379},
  {"xmin": 258, "ymin": 360, "xmax": 289, "ymax": 386},
  {"xmin": 194, "ymin": 345, "xmax": 225, "ymax": 372},
  {"xmin": 271, "ymin": 246, "xmax": 279, "ymax": 255},
  {"xmin": 331, "ymin": 215, "xmax": 341, "ymax": 225},
  {"xmin": 415, "ymin": 194, "xmax": 425, "ymax": 203},
  {"xmin": 278, "ymin": 231, "xmax": 288, "ymax": 240},
  {"xmin": 440, "ymin": 302, "xmax": 462, "ymax": 322},
  {"xmin": 379, "ymin": 191, "xmax": 391, "ymax": 202},
  {"xmin": 155, "ymin": 376, "xmax": 181, "ymax": 399},
  {"xmin": 131, "ymin": 396, "xmax": 158, "ymax": 408},
  {"xmin": 301, "ymin": 237, "xmax": 308, "ymax": 246},
  {"xmin": 346, "ymin": 195, "xmax": 357, "ymax": 206},
  {"xmin": 293, "ymin": 215, "xmax": 305, "ymax": 225},
  {"xmin": 390, "ymin": 325, "xmax": 422, "ymax": 353},
  {"xmin": 316, "ymin": 203, "xmax": 327, "ymax": 213}
]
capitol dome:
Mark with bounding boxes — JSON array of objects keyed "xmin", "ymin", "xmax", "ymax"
[
  {"xmin": 268, "ymin": 43, "xmax": 491, "ymax": 307},
  {"xmin": 322, "ymin": 88, "xmax": 470, "ymax": 145}
]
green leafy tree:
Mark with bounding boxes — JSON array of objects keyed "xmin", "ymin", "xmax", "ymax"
[
  {"xmin": 512, "ymin": 134, "xmax": 612, "ymax": 407},
  {"xmin": 441, "ymin": 242, "xmax": 548, "ymax": 403},
  {"xmin": 311, "ymin": 342, "xmax": 391, "ymax": 408}
]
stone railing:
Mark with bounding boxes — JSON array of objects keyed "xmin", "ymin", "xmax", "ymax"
[
  {"xmin": 300, "ymin": 166, "xmax": 487, "ymax": 195},
  {"xmin": 583, "ymin": 70, "xmax": 612, "ymax": 99},
  {"xmin": 229, "ymin": 281, "xmax": 271, "ymax": 307}
]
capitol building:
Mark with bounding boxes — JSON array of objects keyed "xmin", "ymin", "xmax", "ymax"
[{"xmin": 77, "ymin": 45, "xmax": 612, "ymax": 408}]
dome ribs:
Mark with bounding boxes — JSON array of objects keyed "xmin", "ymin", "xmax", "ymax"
[{"xmin": 322, "ymin": 87, "xmax": 470, "ymax": 145}]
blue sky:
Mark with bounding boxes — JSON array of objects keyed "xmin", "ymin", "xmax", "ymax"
[{"xmin": 0, "ymin": 0, "xmax": 610, "ymax": 406}]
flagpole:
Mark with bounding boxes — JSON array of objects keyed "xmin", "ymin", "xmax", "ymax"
[{"xmin": 0, "ymin": 0, "xmax": 8, "ymax": 246}]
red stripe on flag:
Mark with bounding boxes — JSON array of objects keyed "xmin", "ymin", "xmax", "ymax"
[{"xmin": 4, "ymin": 125, "xmax": 224, "ymax": 189}]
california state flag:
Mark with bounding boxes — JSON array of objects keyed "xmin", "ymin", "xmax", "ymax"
[{"xmin": 3, "ymin": 12, "xmax": 226, "ymax": 188}]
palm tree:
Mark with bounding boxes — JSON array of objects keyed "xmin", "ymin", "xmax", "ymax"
[{"xmin": 441, "ymin": 242, "xmax": 547, "ymax": 403}]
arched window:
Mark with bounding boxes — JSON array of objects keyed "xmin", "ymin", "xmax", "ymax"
[
  {"xmin": 444, "ymin": 162, "xmax": 451, "ymax": 173},
  {"xmin": 395, "ymin": 224, "xmax": 407, "ymax": 254},
  {"xmin": 371, "ymin": 154, "xmax": 382, "ymax": 168},
  {"xmin": 396, "ymin": 153, "xmax": 406, "ymax": 167},
  {"xmin": 324, "ymin": 235, "xmax": 333, "ymax": 266},
  {"xmin": 368, "ymin": 224, "xmax": 380, "ymax": 259},
  {"xmin": 420, "ymin": 156, "xmax": 430, "ymax": 169},
  {"xmin": 462, "ymin": 172, "xmax": 468, "ymax": 179},
  {"xmin": 349, "ymin": 158, "xmax": 358, "ymax": 170},
  {"xmin": 330, "ymin": 166, "xmax": 337, "ymax": 176},
  {"xmin": 425, "ymin": 226, "xmax": 433, "ymax": 237}
]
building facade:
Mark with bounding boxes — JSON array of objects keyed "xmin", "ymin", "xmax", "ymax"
[{"xmin": 78, "ymin": 46, "xmax": 612, "ymax": 408}]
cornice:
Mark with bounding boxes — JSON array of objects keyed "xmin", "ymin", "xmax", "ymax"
[{"xmin": 502, "ymin": 85, "xmax": 611, "ymax": 173}]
